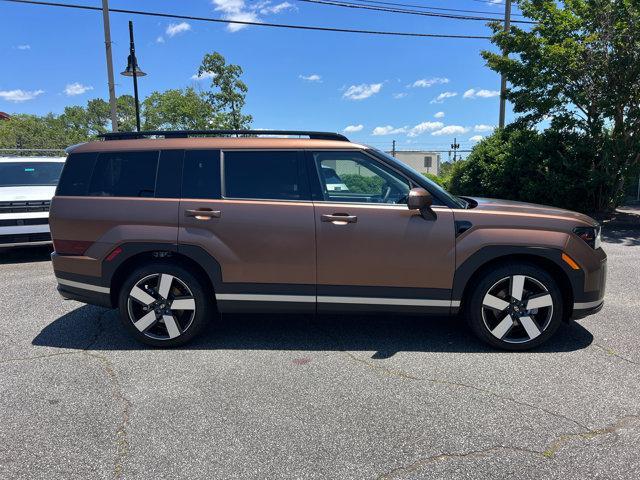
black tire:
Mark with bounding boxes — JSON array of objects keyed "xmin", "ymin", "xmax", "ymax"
[
  {"xmin": 465, "ymin": 262, "xmax": 564, "ymax": 351},
  {"xmin": 117, "ymin": 262, "xmax": 212, "ymax": 347}
]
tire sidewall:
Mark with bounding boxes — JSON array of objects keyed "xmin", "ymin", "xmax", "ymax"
[
  {"xmin": 117, "ymin": 262, "xmax": 210, "ymax": 347},
  {"xmin": 466, "ymin": 263, "xmax": 564, "ymax": 351}
]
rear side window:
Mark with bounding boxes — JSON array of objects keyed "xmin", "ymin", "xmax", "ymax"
[
  {"xmin": 56, "ymin": 152, "xmax": 97, "ymax": 196},
  {"xmin": 182, "ymin": 150, "xmax": 221, "ymax": 199},
  {"xmin": 88, "ymin": 151, "xmax": 159, "ymax": 197},
  {"xmin": 223, "ymin": 150, "xmax": 309, "ymax": 201}
]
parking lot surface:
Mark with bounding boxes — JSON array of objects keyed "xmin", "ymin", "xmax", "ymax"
[{"xmin": 1, "ymin": 229, "xmax": 639, "ymax": 479}]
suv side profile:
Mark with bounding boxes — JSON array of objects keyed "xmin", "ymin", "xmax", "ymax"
[{"xmin": 49, "ymin": 130, "xmax": 607, "ymax": 350}]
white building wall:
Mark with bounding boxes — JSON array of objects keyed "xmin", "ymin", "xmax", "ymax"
[{"xmin": 386, "ymin": 151, "xmax": 440, "ymax": 176}]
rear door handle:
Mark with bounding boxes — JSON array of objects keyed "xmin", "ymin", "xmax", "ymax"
[
  {"xmin": 185, "ymin": 209, "xmax": 221, "ymax": 219},
  {"xmin": 321, "ymin": 213, "xmax": 358, "ymax": 224}
]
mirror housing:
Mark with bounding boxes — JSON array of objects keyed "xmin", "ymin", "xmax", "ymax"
[{"xmin": 407, "ymin": 187, "xmax": 437, "ymax": 220}]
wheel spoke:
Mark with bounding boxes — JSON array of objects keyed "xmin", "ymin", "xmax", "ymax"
[
  {"xmin": 483, "ymin": 294, "xmax": 510, "ymax": 311},
  {"xmin": 171, "ymin": 297, "xmax": 195, "ymax": 311},
  {"xmin": 510, "ymin": 275, "xmax": 525, "ymax": 301},
  {"xmin": 162, "ymin": 314, "xmax": 181, "ymax": 339},
  {"xmin": 134, "ymin": 311, "xmax": 158, "ymax": 332},
  {"xmin": 130, "ymin": 285, "xmax": 156, "ymax": 306},
  {"xmin": 526, "ymin": 293, "xmax": 552, "ymax": 310},
  {"xmin": 491, "ymin": 316, "xmax": 514, "ymax": 339},
  {"xmin": 157, "ymin": 274, "xmax": 174, "ymax": 300},
  {"xmin": 520, "ymin": 315, "xmax": 541, "ymax": 339}
]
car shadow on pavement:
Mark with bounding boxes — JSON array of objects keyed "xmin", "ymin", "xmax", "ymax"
[
  {"xmin": 602, "ymin": 228, "xmax": 640, "ymax": 246},
  {"xmin": 0, "ymin": 246, "xmax": 52, "ymax": 264},
  {"xmin": 33, "ymin": 304, "xmax": 594, "ymax": 355}
]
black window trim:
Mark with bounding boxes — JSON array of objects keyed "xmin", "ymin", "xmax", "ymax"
[
  {"xmin": 87, "ymin": 149, "xmax": 161, "ymax": 198},
  {"xmin": 219, "ymin": 149, "xmax": 313, "ymax": 203},
  {"xmin": 306, "ymin": 148, "xmax": 422, "ymax": 207}
]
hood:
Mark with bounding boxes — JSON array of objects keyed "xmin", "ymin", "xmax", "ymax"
[
  {"xmin": 0, "ymin": 185, "xmax": 57, "ymax": 202},
  {"xmin": 465, "ymin": 197, "xmax": 598, "ymax": 227}
]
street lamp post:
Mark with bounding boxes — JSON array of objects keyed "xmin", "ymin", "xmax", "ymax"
[{"xmin": 120, "ymin": 20, "xmax": 146, "ymax": 132}]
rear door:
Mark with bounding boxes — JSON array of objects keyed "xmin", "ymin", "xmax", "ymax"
[
  {"xmin": 309, "ymin": 150, "xmax": 456, "ymax": 314},
  {"xmin": 178, "ymin": 149, "xmax": 316, "ymax": 312}
]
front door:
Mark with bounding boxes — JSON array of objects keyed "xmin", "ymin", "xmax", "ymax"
[
  {"xmin": 310, "ymin": 150, "xmax": 456, "ymax": 313},
  {"xmin": 179, "ymin": 149, "xmax": 316, "ymax": 312}
]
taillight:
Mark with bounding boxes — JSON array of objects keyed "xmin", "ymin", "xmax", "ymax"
[{"xmin": 53, "ymin": 240, "xmax": 93, "ymax": 256}]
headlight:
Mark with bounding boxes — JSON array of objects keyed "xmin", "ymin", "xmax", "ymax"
[{"xmin": 573, "ymin": 226, "xmax": 601, "ymax": 249}]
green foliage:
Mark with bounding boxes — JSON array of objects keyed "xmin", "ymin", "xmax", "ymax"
[
  {"xmin": 482, "ymin": 0, "xmax": 640, "ymax": 211},
  {"xmin": 142, "ymin": 88, "xmax": 214, "ymax": 130},
  {"xmin": 198, "ymin": 52, "xmax": 252, "ymax": 130},
  {"xmin": 341, "ymin": 174, "xmax": 385, "ymax": 194},
  {"xmin": 422, "ymin": 172, "xmax": 444, "ymax": 187}
]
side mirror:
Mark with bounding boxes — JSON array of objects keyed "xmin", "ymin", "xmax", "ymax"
[{"xmin": 407, "ymin": 187, "xmax": 437, "ymax": 220}]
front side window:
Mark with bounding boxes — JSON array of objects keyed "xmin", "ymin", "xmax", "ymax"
[
  {"xmin": 88, "ymin": 151, "xmax": 159, "ymax": 197},
  {"xmin": 0, "ymin": 161, "xmax": 64, "ymax": 187},
  {"xmin": 313, "ymin": 151, "xmax": 410, "ymax": 204},
  {"xmin": 223, "ymin": 150, "xmax": 309, "ymax": 201}
]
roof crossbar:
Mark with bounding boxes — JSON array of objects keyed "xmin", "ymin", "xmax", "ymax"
[{"xmin": 98, "ymin": 130, "xmax": 349, "ymax": 142}]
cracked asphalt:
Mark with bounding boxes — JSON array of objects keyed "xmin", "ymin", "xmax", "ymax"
[{"xmin": 1, "ymin": 229, "xmax": 639, "ymax": 479}]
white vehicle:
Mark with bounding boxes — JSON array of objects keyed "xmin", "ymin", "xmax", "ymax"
[{"xmin": 0, "ymin": 157, "xmax": 66, "ymax": 248}]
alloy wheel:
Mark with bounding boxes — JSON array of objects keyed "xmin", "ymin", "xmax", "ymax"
[
  {"xmin": 481, "ymin": 275, "xmax": 554, "ymax": 344},
  {"xmin": 126, "ymin": 273, "xmax": 196, "ymax": 341}
]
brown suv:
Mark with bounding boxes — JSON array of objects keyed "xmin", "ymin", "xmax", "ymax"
[{"xmin": 49, "ymin": 130, "xmax": 607, "ymax": 350}]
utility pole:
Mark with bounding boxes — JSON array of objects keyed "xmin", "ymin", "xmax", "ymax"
[
  {"xmin": 101, "ymin": 0, "xmax": 118, "ymax": 132},
  {"xmin": 451, "ymin": 138, "xmax": 460, "ymax": 162},
  {"xmin": 498, "ymin": 0, "xmax": 512, "ymax": 129},
  {"xmin": 392, "ymin": 140, "xmax": 396, "ymax": 157}
]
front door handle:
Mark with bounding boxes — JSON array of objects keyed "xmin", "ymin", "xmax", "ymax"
[
  {"xmin": 185, "ymin": 209, "xmax": 221, "ymax": 220},
  {"xmin": 321, "ymin": 213, "xmax": 358, "ymax": 224}
]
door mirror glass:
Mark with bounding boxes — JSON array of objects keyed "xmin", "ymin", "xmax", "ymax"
[{"xmin": 407, "ymin": 188, "xmax": 436, "ymax": 220}]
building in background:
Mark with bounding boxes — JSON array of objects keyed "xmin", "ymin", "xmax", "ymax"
[{"xmin": 386, "ymin": 150, "xmax": 441, "ymax": 177}]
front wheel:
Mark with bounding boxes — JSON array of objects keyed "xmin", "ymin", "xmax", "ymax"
[
  {"xmin": 465, "ymin": 263, "xmax": 564, "ymax": 350},
  {"xmin": 118, "ymin": 263, "xmax": 212, "ymax": 347}
]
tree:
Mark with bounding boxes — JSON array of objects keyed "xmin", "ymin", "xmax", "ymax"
[
  {"xmin": 142, "ymin": 88, "xmax": 214, "ymax": 130},
  {"xmin": 483, "ymin": 0, "xmax": 640, "ymax": 211},
  {"xmin": 198, "ymin": 52, "xmax": 252, "ymax": 129}
]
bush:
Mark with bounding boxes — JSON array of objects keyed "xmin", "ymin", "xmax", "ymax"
[
  {"xmin": 447, "ymin": 128, "xmax": 597, "ymax": 212},
  {"xmin": 422, "ymin": 172, "xmax": 444, "ymax": 187},
  {"xmin": 341, "ymin": 174, "xmax": 384, "ymax": 194}
]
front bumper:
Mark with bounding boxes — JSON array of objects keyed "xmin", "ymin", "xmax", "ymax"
[
  {"xmin": 0, "ymin": 214, "xmax": 51, "ymax": 248},
  {"xmin": 569, "ymin": 247, "xmax": 607, "ymax": 320}
]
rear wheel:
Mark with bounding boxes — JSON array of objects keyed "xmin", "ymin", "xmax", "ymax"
[
  {"xmin": 117, "ymin": 263, "xmax": 211, "ymax": 347},
  {"xmin": 465, "ymin": 263, "xmax": 564, "ymax": 350}
]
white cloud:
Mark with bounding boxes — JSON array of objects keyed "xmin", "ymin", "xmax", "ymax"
[
  {"xmin": 166, "ymin": 22, "xmax": 192, "ymax": 37},
  {"xmin": 430, "ymin": 91, "xmax": 457, "ymax": 104},
  {"xmin": 372, "ymin": 125, "xmax": 407, "ymax": 136},
  {"xmin": 474, "ymin": 124, "xmax": 494, "ymax": 132},
  {"xmin": 156, "ymin": 36, "xmax": 165, "ymax": 43},
  {"xmin": 299, "ymin": 74, "xmax": 321, "ymax": 82},
  {"xmin": 434, "ymin": 111, "xmax": 445, "ymax": 119},
  {"xmin": 343, "ymin": 124, "xmax": 364, "ymax": 133},
  {"xmin": 431, "ymin": 125, "xmax": 470, "ymax": 136},
  {"xmin": 392, "ymin": 92, "xmax": 407, "ymax": 99},
  {"xmin": 64, "ymin": 82, "xmax": 93, "ymax": 96},
  {"xmin": 16, "ymin": 44, "xmax": 31, "ymax": 50},
  {"xmin": 212, "ymin": 0, "xmax": 293, "ymax": 32},
  {"xmin": 407, "ymin": 121, "xmax": 444, "ymax": 137},
  {"xmin": 470, "ymin": 135, "xmax": 485, "ymax": 142},
  {"xmin": 489, "ymin": 0, "xmax": 503, "ymax": 5},
  {"xmin": 411, "ymin": 77, "xmax": 449, "ymax": 88},
  {"xmin": 191, "ymin": 71, "xmax": 216, "ymax": 81},
  {"xmin": 343, "ymin": 83, "xmax": 382, "ymax": 100},
  {"xmin": 0, "ymin": 89, "xmax": 44, "ymax": 102},
  {"xmin": 464, "ymin": 88, "xmax": 500, "ymax": 99}
]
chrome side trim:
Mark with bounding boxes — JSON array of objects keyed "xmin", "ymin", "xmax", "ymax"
[
  {"xmin": 216, "ymin": 293, "xmax": 316, "ymax": 303},
  {"xmin": 574, "ymin": 299, "xmax": 604, "ymax": 310},
  {"xmin": 57, "ymin": 278, "xmax": 110, "ymax": 294},
  {"xmin": 318, "ymin": 296, "xmax": 453, "ymax": 307}
]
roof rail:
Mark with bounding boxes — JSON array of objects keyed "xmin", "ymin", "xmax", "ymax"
[{"xmin": 98, "ymin": 130, "xmax": 349, "ymax": 142}]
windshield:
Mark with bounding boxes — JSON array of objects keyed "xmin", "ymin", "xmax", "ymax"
[
  {"xmin": 368, "ymin": 149, "xmax": 468, "ymax": 208},
  {"xmin": 0, "ymin": 162, "xmax": 64, "ymax": 187}
]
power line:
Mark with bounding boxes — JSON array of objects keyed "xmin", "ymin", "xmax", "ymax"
[
  {"xmin": 339, "ymin": 0, "xmax": 527, "ymax": 17},
  {"xmin": 2, "ymin": 0, "xmax": 491, "ymax": 39},
  {"xmin": 296, "ymin": 0, "xmax": 535, "ymax": 24}
]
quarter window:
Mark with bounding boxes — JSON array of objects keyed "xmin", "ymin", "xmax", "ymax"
[
  {"xmin": 313, "ymin": 151, "xmax": 410, "ymax": 204},
  {"xmin": 223, "ymin": 151, "xmax": 309, "ymax": 201},
  {"xmin": 87, "ymin": 151, "xmax": 159, "ymax": 197}
]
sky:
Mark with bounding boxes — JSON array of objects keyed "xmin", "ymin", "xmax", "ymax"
[{"xmin": 0, "ymin": 0, "xmax": 521, "ymax": 155}]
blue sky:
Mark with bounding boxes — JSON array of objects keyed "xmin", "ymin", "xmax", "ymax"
[{"xmin": 0, "ymin": 0, "xmax": 520, "ymax": 153}]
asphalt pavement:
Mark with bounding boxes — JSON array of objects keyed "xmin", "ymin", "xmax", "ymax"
[{"xmin": 1, "ymin": 229, "xmax": 639, "ymax": 479}]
